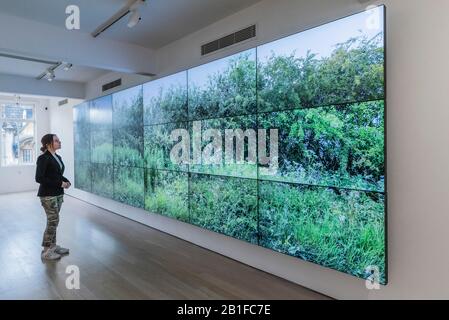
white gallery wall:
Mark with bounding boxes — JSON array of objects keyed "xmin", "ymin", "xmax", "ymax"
[
  {"xmin": 52, "ymin": 0, "xmax": 449, "ymax": 299},
  {"xmin": 0, "ymin": 75, "xmax": 84, "ymax": 100},
  {"xmin": 47, "ymin": 98, "xmax": 83, "ymax": 187},
  {"xmin": 84, "ymin": 71, "xmax": 153, "ymax": 101}
]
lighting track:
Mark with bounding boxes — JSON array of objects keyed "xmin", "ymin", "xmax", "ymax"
[
  {"xmin": 91, "ymin": 0, "xmax": 146, "ymax": 38},
  {"xmin": 0, "ymin": 52, "xmax": 58, "ymax": 66},
  {"xmin": 36, "ymin": 62, "xmax": 62, "ymax": 80},
  {"xmin": 91, "ymin": 9, "xmax": 131, "ymax": 38},
  {"xmin": 0, "ymin": 52, "xmax": 62, "ymax": 80}
]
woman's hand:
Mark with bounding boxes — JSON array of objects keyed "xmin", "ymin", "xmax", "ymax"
[{"xmin": 61, "ymin": 181, "xmax": 71, "ymax": 189}]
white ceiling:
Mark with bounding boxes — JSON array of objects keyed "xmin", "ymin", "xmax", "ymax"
[
  {"xmin": 0, "ymin": 0, "xmax": 263, "ymax": 49},
  {"xmin": 0, "ymin": 55, "xmax": 109, "ymax": 83},
  {"xmin": 0, "ymin": 57, "xmax": 50, "ymax": 79},
  {"xmin": 0, "ymin": 0, "xmax": 263, "ymax": 85}
]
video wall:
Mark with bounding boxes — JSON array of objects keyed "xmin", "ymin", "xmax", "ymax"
[{"xmin": 74, "ymin": 6, "xmax": 386, "ymax": 284}]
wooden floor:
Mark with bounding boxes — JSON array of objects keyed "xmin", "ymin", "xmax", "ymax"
[{"xmin": 0, "ymin": 191, "xmax": 330, "ymax": 300}]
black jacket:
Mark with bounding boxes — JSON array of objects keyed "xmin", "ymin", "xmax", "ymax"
[{"xmin": 35, "ymin": 150, "xmax": 70, "ymax": 197}]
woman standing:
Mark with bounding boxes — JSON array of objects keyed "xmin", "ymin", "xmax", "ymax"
[{"xmin": 35, "ymin": 134, "xmax": 71, "ymax": 260}]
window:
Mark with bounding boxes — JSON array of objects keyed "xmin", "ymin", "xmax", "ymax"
[
  {"xmin": 0, "ymin": 103, "xmax": 36, "ymax": 166},
  {"xmin": 22, "ymin": 149, "xmax": 32, "ymax": 163}
]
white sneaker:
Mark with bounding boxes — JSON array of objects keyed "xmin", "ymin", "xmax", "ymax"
[
  {"xmin": 41, "ymin": 247, "xmax": 61, "ymax": 260},
  {"xmin": 55, "ymin": 245, "xmax": 70, "ymax": 255}
]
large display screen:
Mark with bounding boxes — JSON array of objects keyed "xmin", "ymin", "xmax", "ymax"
[{"xmin": 74, "ymin": 6, "xmax": 386, "ymax": 284}]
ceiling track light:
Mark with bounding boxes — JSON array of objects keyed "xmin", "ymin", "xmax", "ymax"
[
  {"xmin": 14, "ymin": 94, "xmax": 21, "ymax": 106},
  {"xmin": 128, "ymin": 0, "xmax": 145, "ymax": 28},
  {"xmin": 36, "ymin": 62, "xmax": 61, "ymax": 81},
  {"xmin": 127, "ymin": 9, "xmax": 141, "ymax": 28},
  {"xmin": 92, "ymin": 0, "xmax": 146, "ymax": 37},
  {"xmin": 63, "ymin": 62, "xmax": 73, "ymax": 71},
  {"xmin": 45, "ymin": 68, "xmax": 55, "ymax": 82},
  {"xmin": 36, "ymin": 61, "xmax": 72, "ymax": 82}
]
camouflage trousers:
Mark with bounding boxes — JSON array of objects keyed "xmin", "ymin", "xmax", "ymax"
[{"xmin": 40, "ymin": 195, "xmax": 64, "ymax": 248}]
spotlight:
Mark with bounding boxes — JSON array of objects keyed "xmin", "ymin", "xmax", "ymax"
[
  {"xmin": 63, "ymin": 63, "xmax": 73, "ymax": 71},
  {"xmin": 127, "ymin": 9, "xmax": 141, "ymax": 28},
  {"xmin": 91, "ymin": 0, "xmax": 146, "ymax": 37},
  {"xmin": 45, "ymin": 69, "xmax": 55, "ymax": 82}
]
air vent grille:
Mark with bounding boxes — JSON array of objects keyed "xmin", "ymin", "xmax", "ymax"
[
  {"xmin": 219, "ymin": 34, "xmax": 235, "ymax": 49},
  {"xmin": 102, "ymin": 78, "xmax": 122, "ymax": 92},
  {"xmin": 235, "ymin": 25, "xmax": 256, "ymax": 43},
  {"xmin": 58, "ymin": 99, "xmax": 68, "ymax": 106},
  {"xmin": 201, "ymin": 25, "xmax": 256, "ymax": 56},
  {"xmin": 202, "ymin": 41, "xmax": 220, "ymax": 56}
]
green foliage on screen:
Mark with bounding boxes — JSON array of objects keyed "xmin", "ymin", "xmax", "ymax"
[
  {"xmin": 74, "ymin": 161, "xmax": 91, "ymax": 192},
  {"xmin": 145, "ymin": 169, "xmax": 189, "ymax": 222},
  {"xmin": 113, "ymin": 166, "xmax": 145, "ymax": 208},
  {"xmin": 144, "ymin": 122, "xmax": 189, "ymax": 171},
  {"xmin": 143, "ymin": 71, "xmax": 188, "ymax": 125},
  {"xmin": 92, "ymin": 164, "xmax": 113, "ymax": 199},
  {"xmin": 259, "ymin": 101, "xmax": 384, "ymax": 192},
  {"xmin": 190, "ymin": 173, "xmax": 258, "ymax": 244},
  {"xmin": 188, "ymin": 49, "xmax": 257, "ymax": 120},
  {"xmin": 73, "ymin": 7, "xmax": 386, "ymax": 284},
  {"xmin": 259, "ymin": 180, "xmax": 386, "ymax": 284}
]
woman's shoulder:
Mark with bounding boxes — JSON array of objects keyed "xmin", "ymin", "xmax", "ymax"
[{"xmin": 37, "ymin": 151, "xmax": 51, "ymax": 160}]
